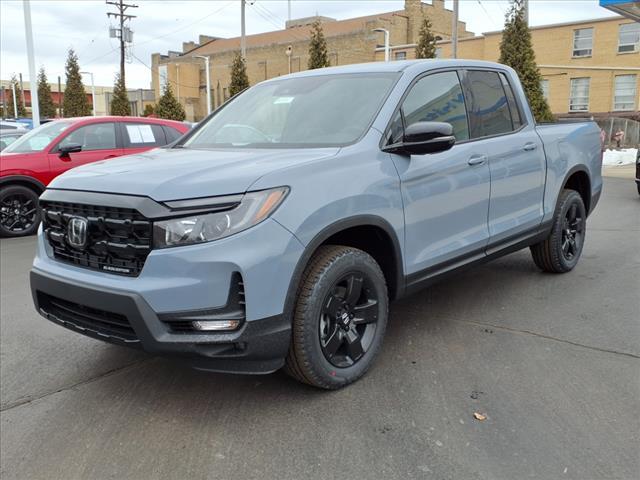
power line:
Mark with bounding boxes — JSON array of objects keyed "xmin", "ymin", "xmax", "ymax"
[{"xmin": 106, "ymin": 0, "xmax": 138, "ymax": 85}]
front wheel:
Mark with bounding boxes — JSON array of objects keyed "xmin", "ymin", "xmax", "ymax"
[
  {"xmin": 285, "ymin": 245, "xmax": 389, "ymax": 389},
  {"xmin": 0, "ymin": 185, "xmax": 41, "ymax": 238},
  {"xmin": 530, "ymin": 189, "xmax": 586, "ymax": 273}
]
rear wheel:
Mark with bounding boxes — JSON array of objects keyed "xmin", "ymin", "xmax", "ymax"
[
  {"xmin": 530, "ymin": 189, "xmax": 586, "ymax": 273},
  {"xmin": 0, "ymin": 185, "xmax": 41, "ymax": 237},
  {"xmin": 285, "ymin": 245, "xmax": 388, "ymax": 389}
]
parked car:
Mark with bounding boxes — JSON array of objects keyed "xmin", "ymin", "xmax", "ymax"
[
  {"xmin": 0, "ymin": 120, "xmax": 28, "ymax": 131},
  {"xmin": 30, "ymin": 60, "xmax": 602, "ymax": 389},
  {"xmin": 0, "ymin": 130, "xmax": 25, "ymax": 151},
  {"xmin": 0, "ymin": 116, "xmax": 189, "ymax": 236}
]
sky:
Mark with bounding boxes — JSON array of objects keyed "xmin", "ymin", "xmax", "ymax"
[{"xmin": 0, "ymin": 0, "xmax": 619, "ymax": 89}]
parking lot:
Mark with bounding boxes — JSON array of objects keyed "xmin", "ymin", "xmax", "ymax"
[{"xmin": 1, "ymin": 175, "xmax": 638, "ymax": 480}]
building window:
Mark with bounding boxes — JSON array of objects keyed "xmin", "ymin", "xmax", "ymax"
[
  {"xmin": 613, "ymin": 74, "xmax": 637, "ymax": 111},
  {"xmin": 569, "ymin": 78, "xmax": 590, "ymax": 112},
  {"xmin": 572, "ymin": 28, "xmax": 593, "ymax": 57},
  {"xmin": 158, "ymin": 65, "xmax": 168, "ymax": 92},
  {"xmin": 395, "ymin": 51, "xmax": 407, "ymax": 61},
  {"xmin": 618, "ymin": 23, "xmax": 640, "ymax": 53},
  {"xmin": 541, "ymin": 79, "xmax": 549, "ymax": 101}
]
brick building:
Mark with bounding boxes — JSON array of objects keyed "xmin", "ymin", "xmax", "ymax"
[
  {"xmin": 151, "ymin": 0, "xmax": 639, "ymax": 122},
  {"xmin": 151, "ymin": 0, "xmax": 473, "ymax": 121}
]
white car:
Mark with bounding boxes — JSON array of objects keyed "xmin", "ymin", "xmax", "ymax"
[{"xmin": 0, "ymin": 120, "xmax": 28, "ymax": 131}]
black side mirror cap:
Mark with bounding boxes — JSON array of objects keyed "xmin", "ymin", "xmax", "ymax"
[
  {"xmin": 384, "ymin": 121, "xmax": 456, "ymax": 155},
  {"xmin": 58, "ymin": 143, "xmax": 83, "ymax": 157}
]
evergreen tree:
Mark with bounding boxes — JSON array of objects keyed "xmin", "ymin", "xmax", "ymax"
[
  {"xmin": 308, "ymin": 20, "xmax": 330, "ymax": 69},
  {"xmin": 499, "ymin": 0, "xmax": 553, "ymax": 122},
  {"xmin": 63, "ymin": 48, "xmax": 90, "ymax": 117},
  {"xmin": 143, "ymin": 103, "xmax": 155, "ymax": 117},
  {"xmin": 37, "ymin": 67, "xmax": 57, "ymax": 118},
  {"xmin": 6, "ymin": 74, "xmax": 27, "ymax": 118},
  {"xmin": 110, "ymin": 73, "xmax": 131, "ymax": 116},
  {"xmin": 415, "ymin": 17, "xmax": 437, "ymax": 59},
  {"xmin": 155, "ymin": 83, "xmax": 186, "ymax": 121},
  {"xmin": 229, "ymin": 53, "xmax": 249, "ymax": 96}
]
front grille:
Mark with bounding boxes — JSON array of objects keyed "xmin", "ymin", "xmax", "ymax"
[
  {"xmin": 41, "ymin": 201, "xmax": 152, "ymax": 276},
  {"xmin": 38, "ymin": 293, "xmax": 139, "ymax": 343}
]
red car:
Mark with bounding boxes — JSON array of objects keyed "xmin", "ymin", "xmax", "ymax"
[{"xmin": 0, "ymin": 116, "xmax": 189, "ymax": 237}]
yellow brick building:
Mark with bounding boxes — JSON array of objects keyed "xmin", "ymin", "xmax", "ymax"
[{"xmin": 151, "ymin": 1, "xmax": 639, "ymax": 122}]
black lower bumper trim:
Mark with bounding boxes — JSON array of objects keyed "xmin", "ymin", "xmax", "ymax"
[{"xmin": 30, "ymin": 269, "xmax": 291, "ymax": 374}]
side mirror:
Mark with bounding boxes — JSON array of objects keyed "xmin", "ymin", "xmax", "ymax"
[
  {"xmin": 385, "ymin": 121, "xmax": 456, "ymax": 155},
  {"xmin": 58, "ymin": 143, "xmax": 82, "ymax": 158}
]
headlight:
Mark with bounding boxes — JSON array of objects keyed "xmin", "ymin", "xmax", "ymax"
[{"xmin": 154, "ymin": 187, "xmax": 289, "ymax": 248}]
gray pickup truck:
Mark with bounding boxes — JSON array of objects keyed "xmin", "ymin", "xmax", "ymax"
[{"xmin": 31, "ymin": 60, "xmax": 602, "ymax": 389}]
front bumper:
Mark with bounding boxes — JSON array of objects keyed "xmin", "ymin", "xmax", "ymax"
[{"xmin": 31, "ymin": 268, "xmax": 291, "ymax": 374}]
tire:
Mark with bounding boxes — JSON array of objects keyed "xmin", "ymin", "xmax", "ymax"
[
  {"xmin": 284, "ymin": 245, "xmax": 389, "ymax": 389},
  {"xmin": 636, "ymin": 183, "xmax": 640, "ymax": 196},
  {"xmin": 530, "ymin": 189, "xmax": 586, "ymax": 273},
  {"xmin": 0, "ymin": 185, "xmax": 41, "ymax": 238}
]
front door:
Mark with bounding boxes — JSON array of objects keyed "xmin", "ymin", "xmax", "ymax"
[
  {"xmin": 47, "ymin": 122, "xmax": 123, "ymax": 179},
  {"xmin": 387, "ymin": 70, "xmax": 491, "ymax": 279}
]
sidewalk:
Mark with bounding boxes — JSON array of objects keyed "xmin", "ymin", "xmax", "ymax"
[{"xmin": 602, "ymin": 164, "xmax": 635, "ymax": 179}]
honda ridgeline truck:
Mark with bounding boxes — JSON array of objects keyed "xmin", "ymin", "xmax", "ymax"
[{"xmin": 30, "ymin": 60, "xmax": 603, "ymax": 389}]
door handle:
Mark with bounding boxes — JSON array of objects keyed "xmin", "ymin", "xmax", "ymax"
[
  {"xmin": 468, "ymin": 155, "xmax": 487, "ymax": 166},
  {"xmin": 523, "ymin": 143, "xmax": 538, "ymax": 151}
]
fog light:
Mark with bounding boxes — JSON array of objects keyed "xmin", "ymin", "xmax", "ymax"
[{"xmin": 191, "ymin": 320, "xmax": 241, "ymax": 331}]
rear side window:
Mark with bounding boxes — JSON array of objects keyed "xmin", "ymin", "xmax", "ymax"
[
  {"xmin": 500, "ymin": 73, "xmax": 523, "ymax": 129},
  {"xmin": 122, "ymin": 123, "xmax": 166, "ymax": 148},
  {"xmin": 465, "ymin": 70, "xmax": 513, "ymax": 138},
  {"xmin": 162, "ymin": 125, "xmax": 183, "ymax": 144},
  {"xmin": 402, "ymin": 71, "xmax": 470, "ymax": 141},
  {"xmin": 59, "ymin": 123, "xmax": 117, "ymax": 151}
]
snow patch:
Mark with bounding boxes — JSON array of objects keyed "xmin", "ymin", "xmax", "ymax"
[{"xmin": 602, "ymin": 148, "xmax": 638, "ymax": 166}]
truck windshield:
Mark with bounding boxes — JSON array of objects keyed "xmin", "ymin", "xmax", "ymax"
[
  {"xmin": 3, "ymin": 120, "xmax": 72, "ymax": 153},
  {"xmin": 184, "ymin": 72, "xmax": 400, "ymax": 149}
]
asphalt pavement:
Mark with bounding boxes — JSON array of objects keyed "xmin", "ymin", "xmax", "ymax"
[{"xmin": 1, "ymin": 176, "xmax": 638, "ymax": 480}]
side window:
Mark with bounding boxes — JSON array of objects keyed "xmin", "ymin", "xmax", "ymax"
[
  {"xmin": 465, "ymin": 70, "xmax": 513, "ymax": 138},
  {"xmin": 402, "ymin": 71, "xmax": 469, "ymax": 141},
  {"xmin": 123, "ymin": 123, "xmax": 166, "ymax": 148},
  {"xmin": 162, "ymin": 126, "xmax": 183, "ymax": 144},
  {"xmin": 499, "ymin": 73, "xmax": 523, "ymax": 130},
  {"xmin": 59, "ymin": 123, "xmax": 117, "ymax": 151},
  {"xmin": 385, "ymin": 110, "xmax": 404, "ymax": 146}
]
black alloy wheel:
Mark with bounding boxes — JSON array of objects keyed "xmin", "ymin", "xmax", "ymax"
[
  {"xmin": 285, "ymin": 245, "xmax": 389, "ymax": 389},
  {"xmin": 561, "ymin": 202, "xmax": 584, "ymax": 262},
  {"xmin": 319, "ymin": 272, "xmax": 379, "ymax": 368},
  {"xmin": 0, "ymin": 185, "xmax": 41, "ymax": 237}
]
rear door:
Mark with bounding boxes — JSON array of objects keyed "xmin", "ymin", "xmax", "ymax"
[
  {"xmin": 386, "ymin": 70, "xmax": 492, "ymax": 278},
  {"xmin": 47, "ymin": 122, "xmax": 123, "ymax": 179},
  {"xmin": 461, "ymin": 70, "xmax": 546, "ymax": 246},
  {"xmin": 120, "ymin": 122, "xmax": 167, "ymax": 156}
]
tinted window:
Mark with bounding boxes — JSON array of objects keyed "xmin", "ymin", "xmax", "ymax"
[
  {"xmin": 163, "ymin": 126, "xmax": 183, "ymax": 143},
  {"xmin": 402, "ymin": 71, "xmax": 469, "ymax": 141},
  {"xmin": 500, "ymin": 73, "xmax": 523, "ymax": 129},
  {"xmin": 59, "ymin": 123, "xmax": 117, "ymax": 151},
  {"xmin": 386, "ymin": 111, "xmax": 404, "ymax": 146},
  {"xmin": 3, "ymin": 120, "xmax": 72, "ymax": 153},
  {"xmin": 123, "ymin": 123, "xmax": 166, "ymax": 147},
  {"xmin": 466, "ymin": 71, "xmax": 513, "ymax": 138}
]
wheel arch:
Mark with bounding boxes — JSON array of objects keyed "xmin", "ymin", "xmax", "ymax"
[
  {"xmin": 0, "ymin": 175, "xmax": 46, "ymax": 195},
  {"xmin": 282, "ymin": 215, "xmax": 405, "ymax": 325},
  {"xmin": 561, "ymin": 166, "xmax": 591, "ymax": 214}
]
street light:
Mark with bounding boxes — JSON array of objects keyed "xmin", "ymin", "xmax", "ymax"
[
  {"xmin": 194, "ymin": 55, "xmax": 211, "ymax": 116},
  {"xmin": 80, "ymin": 71, "xmax": 96, "ymax": 116},
  {"xmin": 373, "ymin": 28, "xmax": 390, "ymax": 62}
]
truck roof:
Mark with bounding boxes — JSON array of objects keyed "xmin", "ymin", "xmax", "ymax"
[{"xmin": 267, "ymin": 59, "xmax": 512, "ymax": 81}]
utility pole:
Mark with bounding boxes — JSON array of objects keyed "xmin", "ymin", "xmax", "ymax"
[
  {"xmin": 106, "ymin": 0, "xmax": 138, "ymax": 87},
  {"xmin": 451, "ymin": 0, "xmax": 459, "ymax": 59},
  {"xmin": 524, "ymin": 0, "xmax": 529, "ymax": 26},
  {"xmin": 19, "ymin": 73, "xmax": 25, "ymax": 106},
  {"xmin": 288, "ymin": 0, "xmax": 291, "ymax": 22},
  {"xmin": 195, "ymin": 56, "xmax": 211, "ymax": 115},
  {"xmin": 23, "ymin": 0, "xmax": 39, "ymax": 127},
  {"xmin": 57, "ymin": 75, "xmax": 62, "ymax": 117},
  {"xmin": 11, "ymin": 83, "xmax": 18, "ymax": 119},
  {"xmin": 81, "ymin": 71, "xmax": 96, "ymax": 116},
  {"xmin": 240, "ymin": 0, "xmax": 246, "ymax": 58}
]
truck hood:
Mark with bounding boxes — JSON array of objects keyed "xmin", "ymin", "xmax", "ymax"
[{"xmin": 48, "ymin": 147, "xmax": 339, "ymax": 201}]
